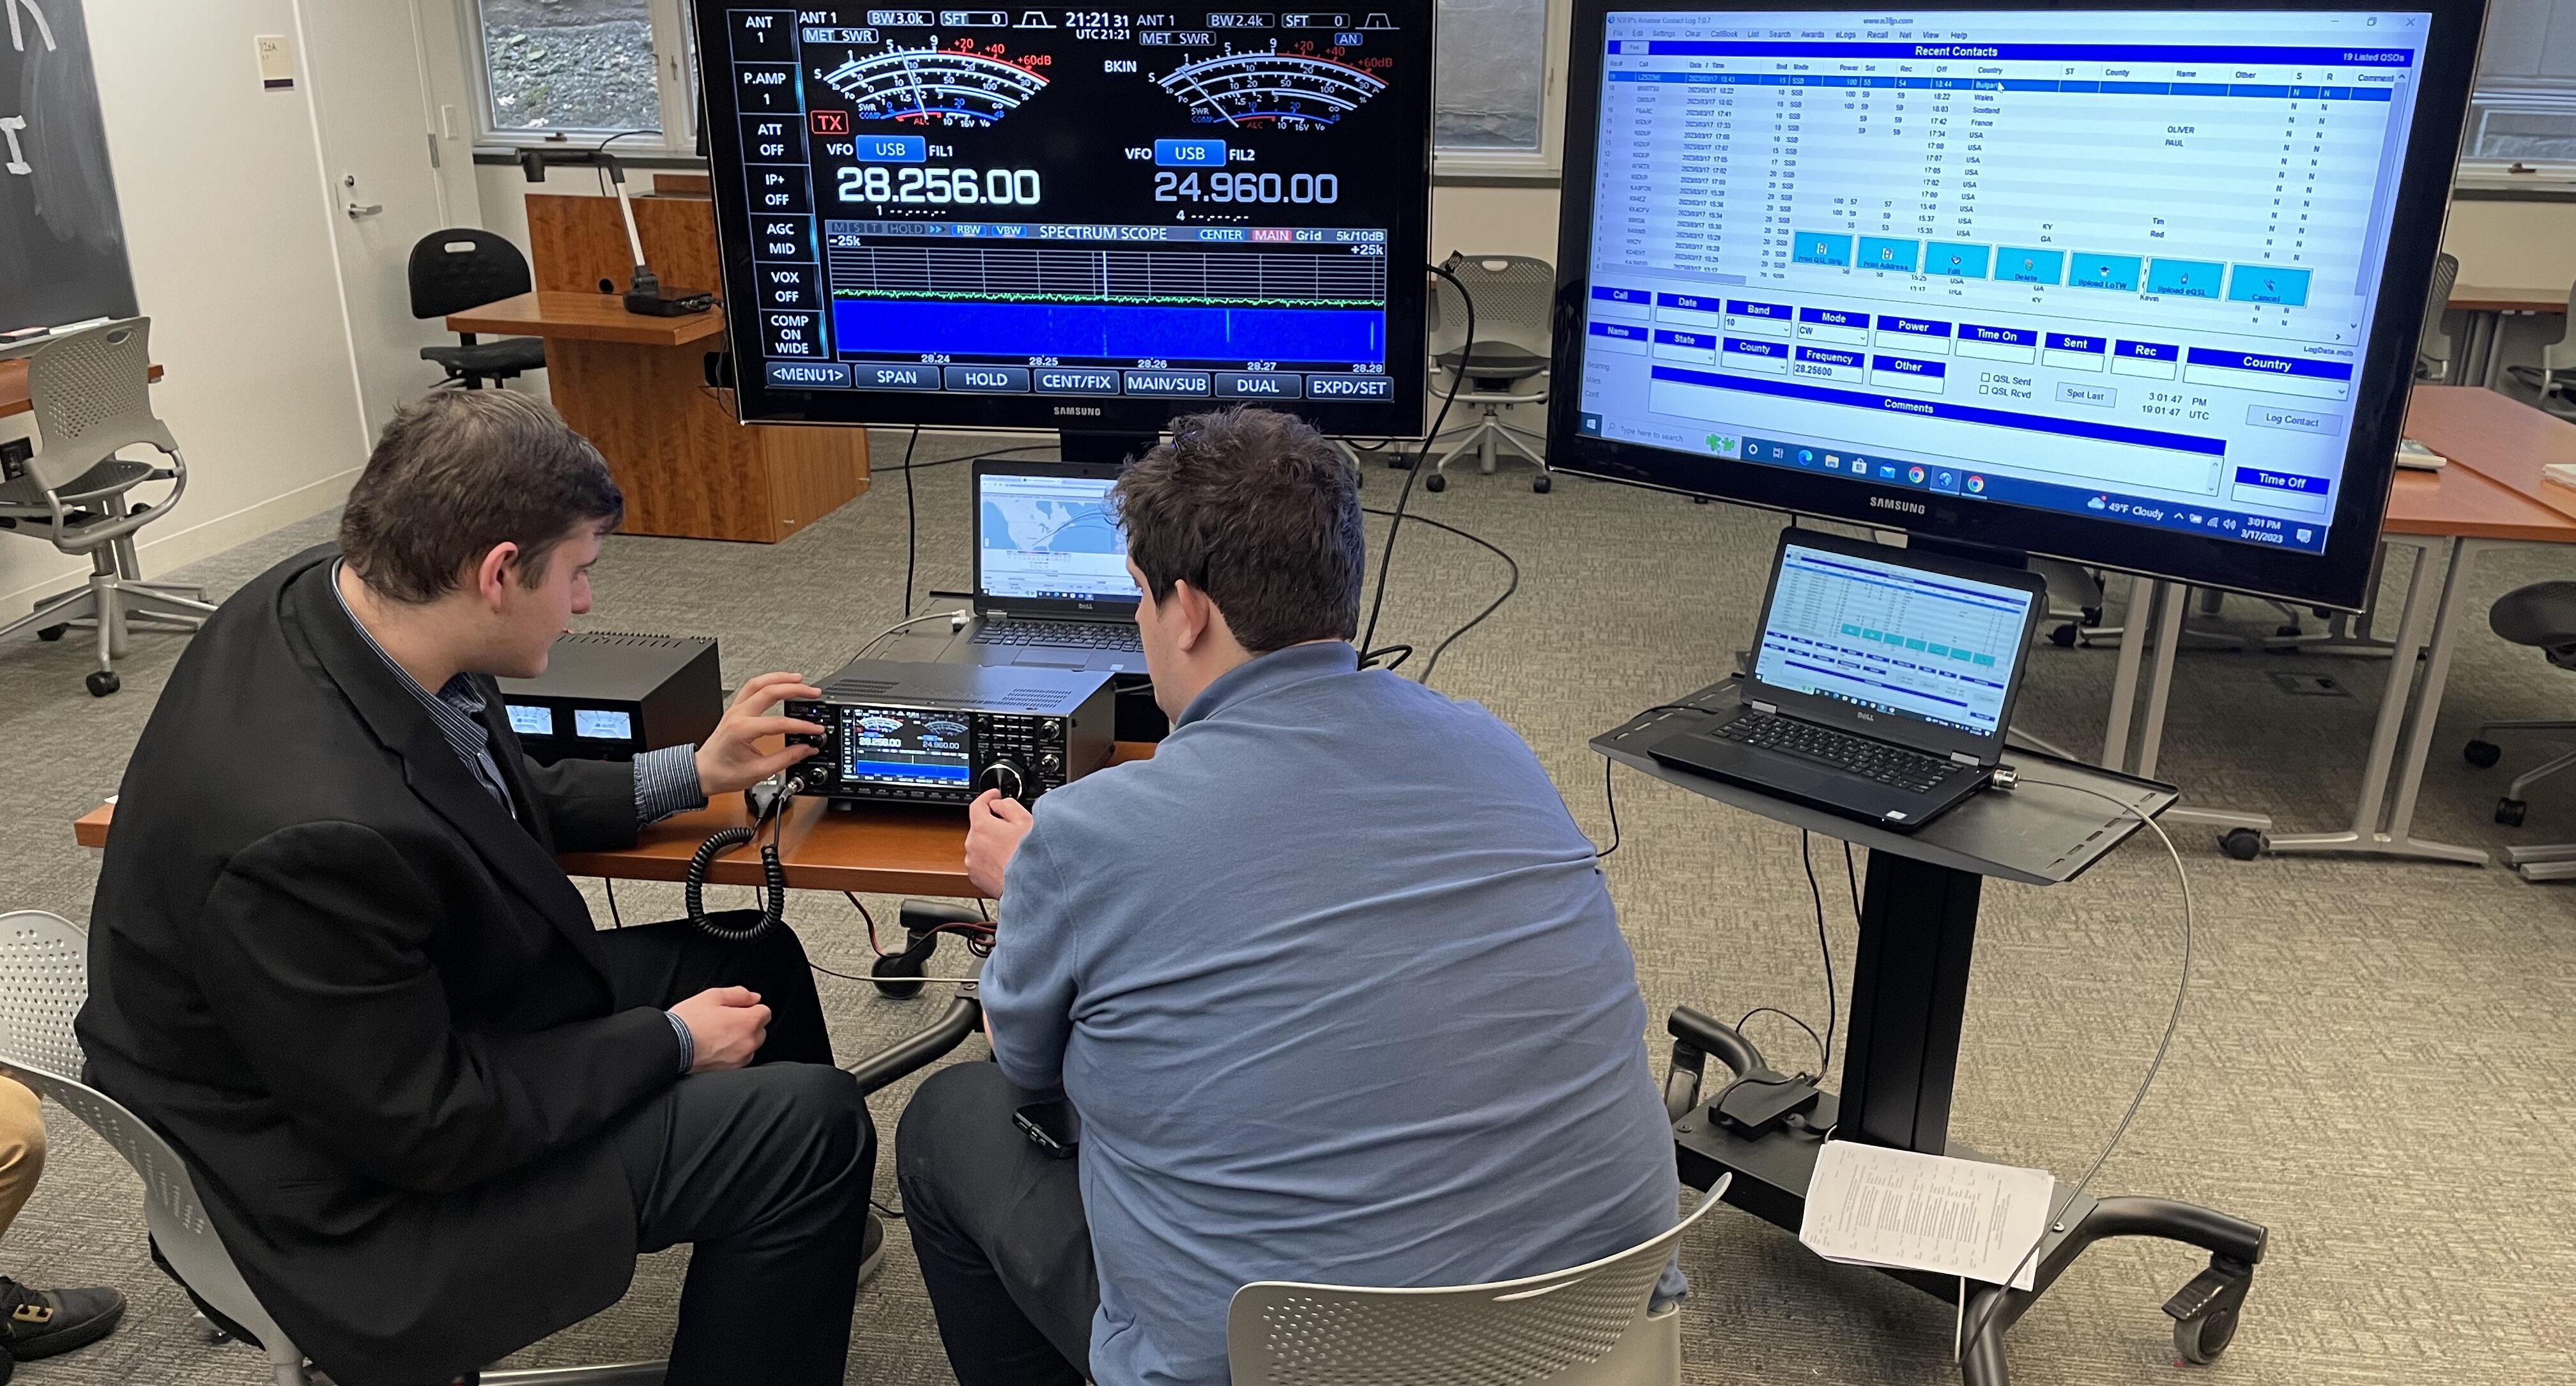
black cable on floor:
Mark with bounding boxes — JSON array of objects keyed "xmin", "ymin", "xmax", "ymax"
[
  {"xmin": 1356, "ymin": 508, "xmax": 1520, "ymax": 687},
  {"xmin": 1358, "ymin": 261, "xmax": 1476, "ymax": 662},
  {"xmin": 604, "ymin": 878, "xmax": 623, "ymax": 928}
]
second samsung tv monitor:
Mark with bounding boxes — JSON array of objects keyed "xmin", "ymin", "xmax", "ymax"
[{"xmin": 1549, "ymin": 1, "xmax": 2484, "ymax": 609}]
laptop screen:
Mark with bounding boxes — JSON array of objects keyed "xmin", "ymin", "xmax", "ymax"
[
  {"xmin": 976, "ymin": 471, "xmax": 1141, "ymax": 607},
  {"xmin": 1754, "ymin": 542, "xmax": 2036, "ymax": 740}
]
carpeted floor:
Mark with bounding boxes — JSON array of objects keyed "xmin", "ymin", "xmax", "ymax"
[{"xmin": 1, "ymin": 427, "xmax": 2571, "ymax": 1385}]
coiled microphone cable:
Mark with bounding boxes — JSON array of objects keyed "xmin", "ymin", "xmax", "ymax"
[{"xmin": 684, "ymin": 772, "xmax": 806, "ymax": 941}]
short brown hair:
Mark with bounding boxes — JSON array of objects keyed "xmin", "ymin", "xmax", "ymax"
[
  {"xmin": 1113, "ymin": 407, "xmax": 1361, "ymax": 653},
  {"xmin": 339, "ymin": 392, "xmax": 623, "ymax": 603}
]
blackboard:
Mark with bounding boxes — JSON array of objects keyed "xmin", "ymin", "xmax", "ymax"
[{"xmin": 1, "ymin": 0, "xmax": 137, "ymax": 336}]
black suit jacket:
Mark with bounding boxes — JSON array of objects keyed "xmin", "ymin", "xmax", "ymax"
[{"xmin": 77, "ymin": 546, "xmax": 683, "ymax": 1386}]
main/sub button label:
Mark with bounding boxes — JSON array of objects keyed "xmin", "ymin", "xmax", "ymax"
[
  {"xmin": 1035, "ymin": 368, "xmax": 1123, "ymax": 393},
  {"xmin": 1123, "ymin": 370, "xmax": 1212, "ymax": 397}
]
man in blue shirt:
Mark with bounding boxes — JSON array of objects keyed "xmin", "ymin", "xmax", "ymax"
[{"xmin": 896, "ymin": 407, "xmax": 1682, "ymax": 1386}]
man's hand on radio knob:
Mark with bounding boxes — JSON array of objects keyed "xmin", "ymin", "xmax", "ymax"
[
  {"xmin": 965, "ymin": 789, "xmax": 1034, "ymax": 899},
  {"xmin": 696, "ymin": 671, "xmax": 826, "ymax": 797}
]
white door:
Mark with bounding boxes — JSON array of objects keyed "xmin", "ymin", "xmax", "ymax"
[{"xmin": 297, "ymin": 0, "xmax": 461, "ymax": 435}]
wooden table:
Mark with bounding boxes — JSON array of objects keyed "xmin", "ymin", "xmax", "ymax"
[
  {"xmin": 74, "ymin": 743, "xmax": 1156, "ymax": 899},
  {"xmin": 2445, "ymin": 284, "xmax": 2567, "ymax": 389},
  {"xmin": 2403, "ymin": 382, "xmax": 2576, "ymax": 524},
  {"xmin": 1, "ymin": 360, "xmax": 162, "ymax": 418},
  {"xmin": 450, "ymin": 291, "xmax": 868, "ymax": 544},
  {"xmin": 2253, "ymin": 388, "xmax": 2576, "ymax": 867}
]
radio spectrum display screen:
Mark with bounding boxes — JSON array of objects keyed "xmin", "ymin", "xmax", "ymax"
[
  {"xmin": 838, "ymin": 707, "xmax": 974, "ymax": 786},
  {"xmin": 700, "ymin": 4, "xmax": 1434, "ymax": 436}
]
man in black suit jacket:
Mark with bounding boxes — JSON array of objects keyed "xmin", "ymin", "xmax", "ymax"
[{"xmin": 78, "ymin": 392, "xmax": 870, "ymax": 1386}]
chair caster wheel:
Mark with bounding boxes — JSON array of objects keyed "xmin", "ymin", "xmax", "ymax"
[
  {"xmin": 2497, "ymin": 798, "xmax": 2527, "ymax": 827},
  {"xmin": 86, "ymin": 670, "xmax": 120, "ymax": 697},
  {"xmin": 2048, "ymin": 623, "xmax": 2080, "ymax": 648},
  {"xmin": 2174, "ymin": 1306, "xmax": 2240, "ymax": 1365},
  {"xmin": 2464, "ymin": 739, "xmax": 2501, "ymax": 768},
  {"xmin": 36, "ymin": 624, "xmax": 66, "ymax": 641},
  {"xmin": 1532, "ymin": 473, "xmax": 1551, "ymax": 494},
  {"xmin": 1424, "ymin": 472, "xmax": 1447, "ymax": 493},
  {"xmin": 2276, "ymin": 623, "xmax": 2301, "ymax": 637},
  {"xmin": 2219, "ymin": 828, "xmax": 2265, "ymax": 860}
]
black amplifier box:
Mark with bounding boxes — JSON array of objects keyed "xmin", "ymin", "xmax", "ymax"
[
  {"xmin": 786, "ymin": 658, "xmax": 1115, "ymax": 808},
  {"xmin": 498, "ymin": 632, "xmax": 722, "ymax": 765}
]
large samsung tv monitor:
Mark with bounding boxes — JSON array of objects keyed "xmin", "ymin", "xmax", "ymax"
[
  {"xmin": 696, "ymin": 3, "xmax": 1436, "ymax": 457},
  {"xmin": 1548, "ymin": 2, "xmax": 2484, "ymax": 609}
]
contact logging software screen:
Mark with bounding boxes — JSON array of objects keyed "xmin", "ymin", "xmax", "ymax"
[{"xmin": 1575, "ymin": 10, "xmax": 2431, "ymax": 555}]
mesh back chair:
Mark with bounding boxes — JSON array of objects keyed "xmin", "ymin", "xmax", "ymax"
[
  {"xmin": 2416, "ymin": 252, "xmax": 2459, "ymax": 383},
  {"xmin": 0, "ymin": 910, "xmax": 664, "ymax": 1386},
  {"xmin": 411, "ymin": 229, "xmax": 548, "ymax": 389},
  {"xmin": 2465, "ymin": 583, "xmax": 2576, "ymax": 867},
  {"xmin": 1424, "ymin": 254, "xmax": 1556, "ymax": 493},
  {"xmin": 2503, "ymin": 279, "xmax": 2576, "ymax": 414},
  {"xmin": 0, "ymin": 319, "xmax": 217, "ymax": 697},
  {"xmin": 1226, "ymin": 1176, "xmax": 1729, "ymax": 1386}
]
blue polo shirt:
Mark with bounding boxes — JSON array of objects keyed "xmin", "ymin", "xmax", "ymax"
[{"xmin": 983, "ymin": 641, "xmax": 1682, "ymax": 1386}]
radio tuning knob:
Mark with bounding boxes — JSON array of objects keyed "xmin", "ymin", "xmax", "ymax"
[
  {"xmin": 978, "ymin": 760, "xmax": 1027, "ymax": 802},
  {"xmin": 1038, "ymin": 751, "xmax": 1063, "ymax": 777}
]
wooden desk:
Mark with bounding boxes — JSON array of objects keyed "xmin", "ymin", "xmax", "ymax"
[
  {"xmin": 2403, "ymin": 383, "xmax": 2576, "ymax": 524},
  {"xmin": 2445, "ymin": 285, "xmax": 2567, "ymax": 388},
  {"xmin": 73, "ymin": 743, "xmax": 1156, "ymax": 899},
  {"xmin": 2259, "ymin": 388, "xmax": 2576, "ymax": 867},
  {"xmin": 1, "ymin": 361, "xmax": 162, "ymax": 419}
]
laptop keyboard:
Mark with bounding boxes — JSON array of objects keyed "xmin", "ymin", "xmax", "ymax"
[
  {"xmin": 1709, "ymin": 711, "xmax": 1962, "ymax": 793},
  {"xmin": 970, "ymin": 621, "xmax": 1144, "ymax": 651}
]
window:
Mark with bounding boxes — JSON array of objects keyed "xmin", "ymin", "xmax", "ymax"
[
  {"xmin": 468, "ymin": 1, "xmax": 1568, "ymax": 171},
  {"xmin": 467, "ymin": 0, "xmax": 699, "ymax": 147},
  {"xmin": 2467, "ymin": 0, "xmax": 2576, "ymax": 165},
  {"xmin": 1435, "ymin": 0, "xmax": 1570, "ymax": 177}
]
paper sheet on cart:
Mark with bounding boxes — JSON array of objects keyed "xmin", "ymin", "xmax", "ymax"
[{"xmin": 1798, "ymin": 1142, "xmax": 2055, "ymax": 1291}]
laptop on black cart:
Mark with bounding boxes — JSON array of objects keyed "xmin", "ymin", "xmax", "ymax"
[
  {"xmin": 905, "ymin": 459, "xmax": 1147, "ymax": 674},
  {"xmin": 1648, "ymin": 529, "xmax": 2047, "ymax": 832}
]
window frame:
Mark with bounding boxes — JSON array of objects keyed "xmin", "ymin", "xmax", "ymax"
[
  {"xmin": 1432, "ymin": 0, "xmax": 1572, "ymax": 180},
  {"xmin": 459, "ymin": 0, "xmax": 701, "ymax": 151}
]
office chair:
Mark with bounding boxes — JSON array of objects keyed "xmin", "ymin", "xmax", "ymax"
[
  {"xmin": 0, "ymin": 319, "xmax": 217, "ymax": 697},
  {"xmin": 0, "ymin": 910, "xmax": 667, "ymax": 1386},
  {"xmin": 1225, "ymin": 1177, "xmax": 1728, "ymax": 1386},
  {"xmin": 2415, "ymin": 252, "xmax": 2458, "ymax": 383},
  {"xmin": 2464, "ymin": 582, "xmax": 2576, "ymax": 845},
  {"xmin": 411, "ymin": 229, "xmax": 548, "ymax": 389},
  {"xmin": 1423, "ymin": 254, "xmax": 1554, "ymax": 494},
  {"xmin": 2502, "ymin": 278, "xmax": 2576, "ymax": 415}
]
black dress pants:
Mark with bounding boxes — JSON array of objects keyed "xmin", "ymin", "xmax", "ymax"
[
  {"xmin": 896, "ymin": 1062, "xmax": 1099, "ymax": 1386},
  {"xmin": 593, "ymin": 917, "xmax": 873, "ymax": 1386}
]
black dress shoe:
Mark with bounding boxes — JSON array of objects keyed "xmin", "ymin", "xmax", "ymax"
[{"xmin": 0, "ymin": 1277, "xmax": 126, "ymax": 1360}]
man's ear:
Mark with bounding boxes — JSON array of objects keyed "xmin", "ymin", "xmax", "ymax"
[
  {"xmin": 473, "ymin": 542, "xmax": 521, "ymax": 609},
  {"xmin": 1169, "ymin": 580, "xmax": 1211, "ymax": 653}
]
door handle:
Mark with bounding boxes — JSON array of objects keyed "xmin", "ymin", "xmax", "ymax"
[{"xmin": 346, "ymin": 201, "xmax": 385, "ymax": 219}]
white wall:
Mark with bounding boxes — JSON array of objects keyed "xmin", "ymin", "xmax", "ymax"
[{"xmin": 1, "ymin": 0, "xmax": 371, "ymax": 610}]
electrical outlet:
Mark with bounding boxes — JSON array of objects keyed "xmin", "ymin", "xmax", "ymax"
[{"xmin": 0, "ymin": 436, "xmax": 31, "ymax": 483}]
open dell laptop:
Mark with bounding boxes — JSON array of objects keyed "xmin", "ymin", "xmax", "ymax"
[
  {"xmin": 1648, "ymin": 529, "xmax": 2048, "ymax": 831},
  {"xmin": 905, "ymin": 459, "xmax": 1146, "ymax": 674}
]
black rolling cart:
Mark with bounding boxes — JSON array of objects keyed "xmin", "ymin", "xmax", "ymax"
[{"xmin": 1597, "ymin": 682, "xmax": 2268, "ymax": 1386}]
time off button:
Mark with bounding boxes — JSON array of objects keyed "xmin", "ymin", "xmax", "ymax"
[{"xmin": 944, "ymin": 366, "xmax": 1030, "ymax": 393}]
